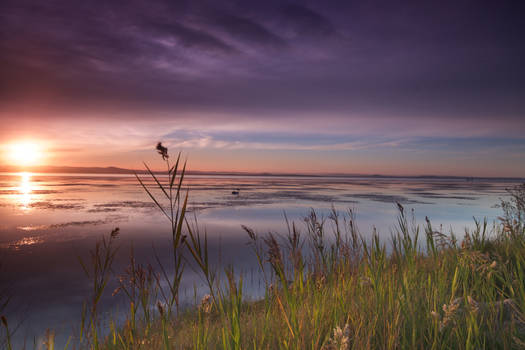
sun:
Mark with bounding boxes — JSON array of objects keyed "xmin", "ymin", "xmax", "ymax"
[{"xmin": 6, "ymin": 141, "xmax": 45, "ymax": 167}]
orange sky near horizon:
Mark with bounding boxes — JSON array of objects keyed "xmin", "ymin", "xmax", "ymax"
[
  {"xmin": 0, "ymin": 108, "xmax": 524, "ymax": 177},
  {"xmin": 1, "ymin": 127, "xmax": 524, "ymax": 178}
]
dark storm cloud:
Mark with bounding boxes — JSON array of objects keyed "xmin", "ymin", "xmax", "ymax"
[
  {"xmin": 212, "ymin": 13, "xmax": 287, "ymax": 48},
  {"xmin": 140, "ymin": 16, "xmax": 236, "ymax": 53},
  {"xmin": 282, "ymin": 4, "xmax": 336, "ymax": 37},
  {"xmin": 1, "ymin": 0, "xmax": 524, "ymax": 123}
]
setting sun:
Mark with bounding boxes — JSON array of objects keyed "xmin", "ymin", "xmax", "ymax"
[{"xmin": 5, "ymin": 141, "xmax": 45, "ymax": 166}]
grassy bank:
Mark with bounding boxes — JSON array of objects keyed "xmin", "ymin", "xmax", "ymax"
[
  {"xmin": 2, "ymin": 147, "xmax": 525, "ymax": 349},
  {"xmin": 99, "ymin": 207, "xmax": 525, "ymax": 349}
]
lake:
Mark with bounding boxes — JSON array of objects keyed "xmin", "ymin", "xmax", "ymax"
[{"xmin": 0, "ymin": 172, "xmax": 521, "ymax": 345}]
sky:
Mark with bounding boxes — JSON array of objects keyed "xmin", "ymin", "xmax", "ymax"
[{"xmin": 1, "ymin": 0, "xmax": 524, "ymax": 176}]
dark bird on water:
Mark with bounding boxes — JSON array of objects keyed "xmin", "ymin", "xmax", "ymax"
[
  {"xmin": 232, "ymin": 188, "xmax": 240, "ymax": 195},
  {"xmin": 156, "ymin": 142, "xmax": 169, "ymax": 160}
]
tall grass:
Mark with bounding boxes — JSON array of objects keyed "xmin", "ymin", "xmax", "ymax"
[
  {"xmin": 0, "ymin": 261, "xmax": 12, "ymax": 350},
  {"xmin": 3, "ymin": 145, "xmax": 525, "ymax": 349},
  {"xmin": 134, "ymin": 143, "xmax": 188, "ymax": 317}
]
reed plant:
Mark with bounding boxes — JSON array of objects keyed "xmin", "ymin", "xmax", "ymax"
[
  {"xmin": 78, "ymin": 227, "xmax": 120, "ymax": 349},
  {"xmin": 0, "ymin": 262, "xmax": 12, "ymax": 350},
  {"xmin": 134, "ymin": 142, "xmax": 189, "ymax": 317}
]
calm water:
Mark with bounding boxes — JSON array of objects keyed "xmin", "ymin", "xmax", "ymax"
[{"xmin": 0, "ymin": 172, "xmax": 521, "ymax": 345}]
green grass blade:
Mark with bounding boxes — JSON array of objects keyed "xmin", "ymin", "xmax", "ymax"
[
  {"xmin": 170, "ymin": 153, "xmax": 181, "ymax": 190},
  {"xmin": 143, "ymin": 162, "xmax": 170, "ymax": 200},
  {"xmin": 135, "ymin": 172, "xmax": 171, "ymax": 221}
]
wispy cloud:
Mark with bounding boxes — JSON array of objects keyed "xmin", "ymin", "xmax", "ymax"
[{"xmin": 162, "ymin": 129, "xmax": 409, "ymax": 151}]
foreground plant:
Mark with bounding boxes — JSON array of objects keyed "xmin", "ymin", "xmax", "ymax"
[
  {"xmin": 78, "ymin": 228, "xmax": 120, "ymax": 349},
  {"xmin": 135, "ymin": 142, "xmax": 188, "ymax": 316},
  {"xmin": 0, "ymin": 262, "xmax": 12, "ymax": 350}
]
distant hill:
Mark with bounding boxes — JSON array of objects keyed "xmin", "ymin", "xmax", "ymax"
[
  {"xmin": 0, "ymin": 165, "xmax": 523, "ymax": 181},
  {"xmin": 0, "ymin": 165, "xmax": 140, "ymax": 174},
  {"xmin": 0, "ymin": 164, "xmax": 278, "ymax": 176},
  {"xmin": 0, "ymin": 165, "xmax": 325, "ymax": 177}
]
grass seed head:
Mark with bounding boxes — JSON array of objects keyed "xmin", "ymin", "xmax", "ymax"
[{"xmin": 156, "ymin": 142, "xmax": 169, "ymax": 160}]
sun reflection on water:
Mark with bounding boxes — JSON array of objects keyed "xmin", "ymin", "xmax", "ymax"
[
  {"xmin": 1, "ymin": 236, "xmax": 44, "ymax": 250},
  {"xmin": 17, "ymin": 172, "xmax": 33, "ymax": 210}
]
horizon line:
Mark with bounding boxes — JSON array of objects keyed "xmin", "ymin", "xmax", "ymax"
[{"xmin": 0, "ymin": 164, "xmax": 524, "ymax": 181}]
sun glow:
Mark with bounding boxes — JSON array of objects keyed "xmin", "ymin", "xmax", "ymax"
[
  {"xmin": 5, "ymin": 141, "xmax": 45, "ymax": 166},
  {"xmin": 18, "ymin": 172, "xmax": 33, "ymax": 210}
]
